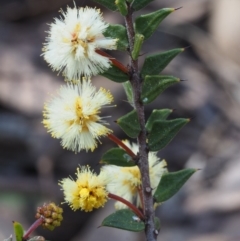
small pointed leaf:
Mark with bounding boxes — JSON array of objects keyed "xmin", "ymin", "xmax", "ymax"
[
  {"xmin": 103, "ymin": 24, "xmax": 128, "ymax": 51},
  {"xmin": 141, "ymin": 48, "xmax": 184, "ymax": 78},
  {"xmin": 154, "ymin": 169, "xmax": 197, "ymax": 203},
  {"xmin": 13, "ymin": 221, "xmax": 24, "ymax": 241},
  {"xmin": 117, "ymin": 110, "xmax": 141, "ymax": 138},
  {"xmin": 115, "ymin": 0, "xmax": 128, "ymax": 16},
  {"xmin": 101, "ymin": 209, "xmax": 144, "ymax": 232},
  {"xmin": 123, "ymin": 81, "xmax": 133, "ymax": 106},
  {"xmin": 146, "ymin": 109, "xmax": 172, "ymax": 132},
  {"xmin": 92, "ymin": 0, "xmax": 117, "ymax": 11},
  {"xmin": 100, "ymin": 148, "xmax": 135, "ymax": 167},
  {"xmin": 141, "ymin": 75, "xmax": 180, "ymax": 104},
  {"xmin": 135, "ymin": 8, "xmax": 174, "ymax": 39},
  {"xmin": 100, "ymin": 65, "xmax": 129, "ymax": 83},
  {"xmin": 132, "ymin": 34, "xmax": 144, "ymax": 60},
  {"xmin": 132, "ymin": 0, "xmax": 156, "ymax": 11},
  {"xmin": 148, "ymin": 118, "xmax": 189, "ymax": 151}
]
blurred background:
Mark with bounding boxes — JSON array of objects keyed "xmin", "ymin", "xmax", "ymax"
[{"xmin": 1, "ymin": 0, "xmax": 240, "ymax": 240}]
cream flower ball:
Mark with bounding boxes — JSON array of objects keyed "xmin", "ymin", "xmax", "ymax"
[
  {"xmin": 102, "ymin": 141, "xmax": 168, "ymax": 209},
  {"xmin": 60, "ymin": 166, "xmax": 109, "ymax": 212},
  {"xmin": 43, "ymin": 6, "xmax": 117, "ymax": 79},
  {"xmin": 43, "ymin": 79, "xmax": 114, "ymax": 152}
]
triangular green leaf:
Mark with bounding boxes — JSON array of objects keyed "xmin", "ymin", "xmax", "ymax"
[
  {"xmin": 100, "ymin": 148, "xmax": 135, "ymax": 167},
  {"xmin": 146, "ymin": 109, "xmax": 172, "ymax": 132},
  {"xmin": 148, "ymin": 118, "xmax": 189, "ymax": 151},
  {"xmin": 154, "ymin": 169, "xmax": 197, "ymax": 203},
  {"xmin": 117, "ymin": 110, "xmax": 141, "ymax": 138},
  {"xmin": 132, "ymin": 0, "xmax": 156, "ymax": 11},
  {"xmin": 141, "ymin": 48, "xmax": 184, "ymax": 78},
  {"xmin": 13, "ymin": 221, "xmax": 24, "ymax": 241},
  {"xmin": 101, "ymin": 209, "xmax": 144, "ymax": 232},
  {"xmin": 92, "ymin": 0, "xmax": 117, "ymax": 11},
  {"xmin": 103, "ymin": 24, "xmax": 128, "ymax": 51},
  {"xmin": 100, "ymin": 65, "xmax": 129, "ymax": 83},
  {"xmin": 135, "ymin": 8, "xmax": 174, "ymax": 39},
  {"xmin": 141, "ymin": 75, "xmax": 180, "ymax": 104}
]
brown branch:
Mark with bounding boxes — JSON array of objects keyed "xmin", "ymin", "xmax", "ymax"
[{"xmin": 124, "ymin": 3, "xmax": 157, "ymax": 241}]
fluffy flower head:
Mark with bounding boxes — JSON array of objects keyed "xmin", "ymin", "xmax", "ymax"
[
  {"xmin": 102, "ymin": 140, "xmax": 167, "ymax": 209},
  {"xmin": 43, "ymin": 6, "xmax": 117, "ymax": 79},
  {"xmin": 59, "ymin": 166, "xmax": 109, "ymax": 212},
  {"xmin": 43, "ymin": 79, "xmax": 113, "ymax": 152}
]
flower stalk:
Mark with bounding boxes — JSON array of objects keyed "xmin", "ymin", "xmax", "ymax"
[
  {"xmin": 95, "ymin": 50, "xmax": 129, "ymax": 74},
  {"xmin": 23, "ymin": 217, "xmax": 44, "ymax": 240},
  {"xmin": 108, "ymin": 193, "xmax": 144, "ymax": 220},
  {"xmin": 107, "ymin": 133, "xmax": 137, "ymax": 159}
]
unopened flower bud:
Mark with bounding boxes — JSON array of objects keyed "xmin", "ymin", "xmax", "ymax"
[
  {"xmin": 35, "ymin": 202, "xmax": 63, "ymax": 231},
  {"xmin": 43, "ymin": 210, "xmax": 51, "ymax": 218}
]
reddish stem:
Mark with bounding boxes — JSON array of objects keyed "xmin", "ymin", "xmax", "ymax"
[
  {"xmin": 107, "ymin": 133, "xmax": 137, "ymax": 160},
  {"xmin": 23, "ymin": 217, "xmax": 44, "ymax": 240},
  {"xmin": 108, "ymin": 193, "xmax": 145, "ymax": 220},
  {"xmin": 96, "ymin": 49, "xmax": 129, "ymax": 74}
]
